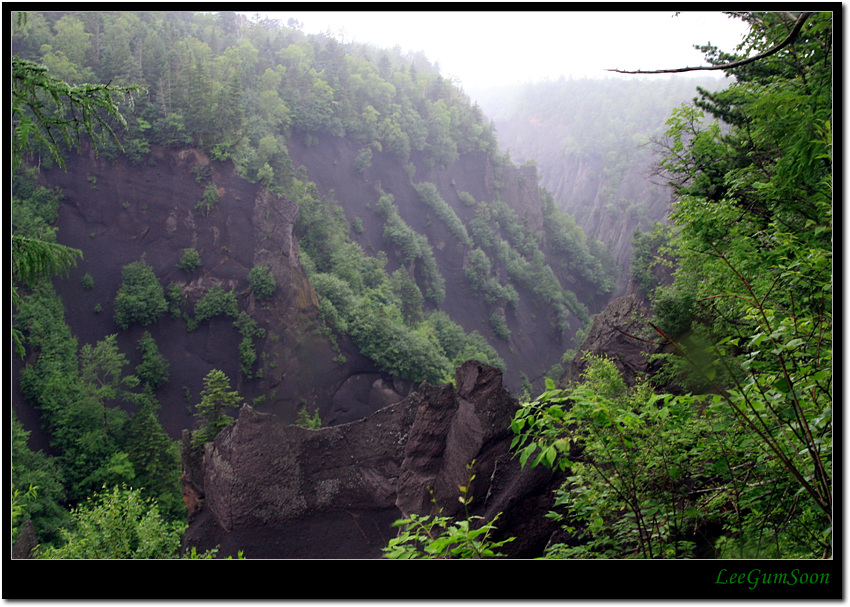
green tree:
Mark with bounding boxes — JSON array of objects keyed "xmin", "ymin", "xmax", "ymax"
[
  {"xmin": 11, "ymin": 55, "xmax": 140, "ymax": 171},
  {"xmin": 389, "ymin": 268, "xmax": 424, "ymax": 325},
  {"xmin": 79, "ymin": 333, "xmax": 139, "ymax": 403},
  {"xmin": 190, "ymin": 284, "xmax": 239, "ymax": 330},
  {"xmin": 629, "ymin": 221, "xmax": 675, "ymax": 295},
  {"xmin": 135, "ymin": 330, "xmax": 169, "ymax": 390},
  {"xmin": 192, "ymin": 369, "xmax": 241, "ymax": 448},
  {"xmin": 178, "ymin": 248, "xmax": 202, "ymax": 273},
  {"xmin": 354, "ymin": 146, "xmax": 373, "ymax": 174},
  {"xmin": 196, "ymin": 183, "xmax": 221, "ymax": 215},
  {"xmin": 295, "ymin": 406, "xmax": 322, "ymax": 429},
  {"xmin": 181, "ymin": 57, "xmax": 216, "ymax": 147},
  {"xmin": 124, "ymin": 392, "xmax": 183, "ymax": 521},
  {"xmin": 114, "ymin": 257, "xmax": 168, "ymax": 329},
  {"xmin": 511, "ymin": 356, "xmax": 713, "ymax": 559},
  {"xmin": 48, "ymin": 14, "xmax": 93, "ymax": 76},
  {"xmin": 17, "ymin": 287, "xmax": 139, "ymax": 504},
  {"xmin": 37, "ymin": 485, "xmax": 185, "ymax": 559},
  {"xmin": 213, "ymin": 69, "xmax": 245, "ymax": 149},
  {"xmin": 652, "ymin": 12, "xmax": 832, "ymax": 556},
  {"xmin": 11, "ymin": 413, "xmax": 70, "ymax": 547}
]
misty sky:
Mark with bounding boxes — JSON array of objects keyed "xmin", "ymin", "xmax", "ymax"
[{"xmin": 248, "ymin": 10, "xmax": 752, "ymax": 92}]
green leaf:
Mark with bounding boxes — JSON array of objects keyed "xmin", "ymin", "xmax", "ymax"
[{"xmin": 519, "ymin": 442, "xmax": 538, "ymax": 469}]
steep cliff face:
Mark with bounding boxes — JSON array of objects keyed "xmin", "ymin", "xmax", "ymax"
[
  {"xmin": 25, "ymin": 133, "xmax": 609, "ymax": 444},
  {"xmin": 491, "ymin": 118, "xmax": 673, "ymax": 296},
  {"xmin": 181, "ymin": 361, "xmax": 563, "ymax": 559},
  {"xmin": 546, "ymin": 150, "xmax": 673, "ymax": 279},
  {"xmin": 18, "ymin": 136, "xmax": 609, "ymax": 558},
  {"xmin": 287, "ymin": 133, "xmax": 606, "ymax": 393},
  {"xmin": 472, "ymin": 78, "xmax": 726, "ymax": 297},
  {"xmin": 31, "ymin": 144, "xmax": 404, "ymax": 441}
]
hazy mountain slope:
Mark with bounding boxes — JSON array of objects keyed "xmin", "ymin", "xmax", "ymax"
[{"xmin": 472, "ymin": 76, "xmax": 728, "ymax": 293}]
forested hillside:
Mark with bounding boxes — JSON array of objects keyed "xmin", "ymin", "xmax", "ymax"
[{"xmin": 10, "ymin": 10, "xmax": 832, "ymax": 573}]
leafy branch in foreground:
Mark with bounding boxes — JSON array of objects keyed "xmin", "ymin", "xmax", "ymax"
[
  {"xmin": 511, "ymin": 359, "xmax": 713, "ymax": 559},
  {"xmin": 11, "ymin": 52, "xmax": 138, "ymax": 356},
  {"xmin": 383, "ymin": 461, "xmax": 515, "ymax": 559},
  {"xmin": 11, "ymin": 56, "xmax": 142, "ymax": 171},
  {"xmin": 652, "ymin": 240, "xmax": 832, "ymax": 538}
]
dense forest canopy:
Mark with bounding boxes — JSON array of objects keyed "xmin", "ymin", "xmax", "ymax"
[
  {"xmin": 11, "ymin": 10, "xmax": 499, "ymax": 180},
  {"xmin": 10, "ymin": 10, "xmax": 832, "ymax": 567}
]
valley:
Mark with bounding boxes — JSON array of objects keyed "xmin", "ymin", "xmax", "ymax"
[{"xmin": 10, "ymin": 10, "xmax": 832, "ymax": 575}]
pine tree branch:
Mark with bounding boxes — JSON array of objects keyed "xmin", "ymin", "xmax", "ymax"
[{"xmin": 606, "ymin": 12, "xmax": 814, "ymax": 75}]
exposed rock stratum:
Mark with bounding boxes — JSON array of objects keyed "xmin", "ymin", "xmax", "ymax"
[{"xmin": 181, "ymin": 360, "xmax": 562, "ymax": 559}]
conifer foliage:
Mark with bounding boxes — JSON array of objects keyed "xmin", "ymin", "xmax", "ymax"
[{"xmin": 512, "ymin": 11, "xmax": 833, "ymax": 559}]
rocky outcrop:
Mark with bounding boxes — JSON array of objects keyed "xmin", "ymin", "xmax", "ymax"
[
  {"xmin": 181, "ymin": 360, "xmax": 563, "ymax": 559},
  {"xmin": 558, "ymin": 293, "xmax": 659, "ymax": 388},
  {"xmin": 12, "ymin": 519, "xmax": 38, "ymax": 559}
]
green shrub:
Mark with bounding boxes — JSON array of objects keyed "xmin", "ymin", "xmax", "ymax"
[
  {"xmin": 376, "ymin": 192, "xmax": 445, "ymax": 304},
  {"xmin": 196, "ymin": 184, "xmax": 220, "ymax": 215},
  {"xmin": 247, "ymin": 265, "xmax": 276, "ymax": 301},
  {"xmin": 189, "ymin": 284, "xmax": 238, "ymax": 330},
  {"xmin": 413, "ymin": 181, "xmax": 471, "ymax": 247},
  {"xmin": 458, "ymin": 191, "xmax": 477, "ymax": 208},
  {"xmin": 178, "ymin": 248, "xmax": 202, "ymax": 273},
  {"xmin": 348, "ymin": 300, "xmax": 452, "ymax": 385},
  {"xmin": 469, "ymin": 202, "xmax": 496, "ymax": 249},
  {"xmin": 166, "ymin": 282, "xmax": 184, "ymax": 319},
  {"xmin": 652, "ymin": 285, "xmax": 696, "ymax": 337},
  {"xmin": 354, "ymin": 146, "xmax": 373, "ymax": 174},
  {"xmin": 310, "ymin": 272, "xmax": 358, "ymax": 332},
  {"xmin": 630, "ymin": 222, "xmax": 675, "ymax": 296},
  {"xmin": 114, "ymin": 258, "xmax": 167, "ymax": 329},
  {"xmin": 234, "ymin": 311, "xmax": 266, "ymax": 379},
  {"xmin": 80, "ymin": 272, "xmax": 94, "ymax": 290},
  {"xmin": 489, "ymin": 312, "xmax": 511, "ymax": 341},
  {"xmin": 384, "ymin": 461, "xmax": 514, "ymax": 559}
]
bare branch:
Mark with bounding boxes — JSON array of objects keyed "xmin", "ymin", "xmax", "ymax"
[{"xmin": 607, "ymin": 12, "xmax": 814, "ymax": 75}]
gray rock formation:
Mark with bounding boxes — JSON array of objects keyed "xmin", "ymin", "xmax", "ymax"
[
  {"xmin": 559, "ymin": 293, "xmax": 660, "ymax": 388},
  {"xmin": 12, "ymin": 519, "xmax": 38, "ymax": 559},
  {"xmin": 181, "ymin": 360, "xmax": 563, "ymax": 558}
]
